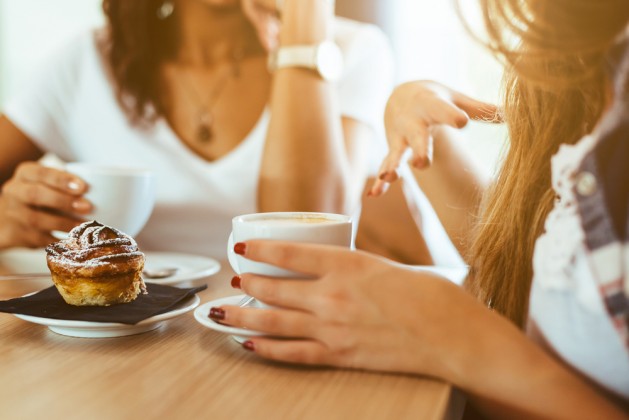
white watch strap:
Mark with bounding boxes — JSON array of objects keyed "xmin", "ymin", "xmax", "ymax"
[{"xmin": 275, "ymin": 45, "xmax": 318, "ymax": 70}]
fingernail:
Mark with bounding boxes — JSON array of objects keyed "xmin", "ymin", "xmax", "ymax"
[
  {"xmin": 71, "ymin": 199, "xmax": 91, "ymax": 212},
  {"xmin": 413, "ymin": 158, "xmax": 428, "ymax": 169},
  {"xmin": 242, "ymin": 341, "xmax": 255, "ymax": 352},
  {"xmin": 231, "ymin": 275, "xmax": 242, "ymax": 289},
  {"xmin": 234, "ymin": 242, "xmax": 246, "ymax": 256},
  {"xmin": 209, "ymin": 307, "xmax": 225, "ymax": 321},
  {"xmin": 378, "ymin": 171, "xmax": 390, "ymax": 181},
  {"xmin": 68, "ymin": 181, "xmax": 81, "ymax": 191}
]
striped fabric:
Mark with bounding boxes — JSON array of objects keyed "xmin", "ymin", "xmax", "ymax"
[{"xmin": 576, "ymin": 47, "xmax": 629, "ymax": 349}]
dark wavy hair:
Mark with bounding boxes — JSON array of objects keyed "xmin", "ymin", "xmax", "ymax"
[{"xmin": 101, "ymin": 0, "xmax": 180, "ymax": 124}]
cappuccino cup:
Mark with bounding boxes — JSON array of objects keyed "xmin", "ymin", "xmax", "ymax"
[
  {"xmin": 227, "ymin": 212, "xmax": 353, "ymax": 308},
  {"xmin": 64, "ymin": 163, "xmax": 155, "ymax": 237}
]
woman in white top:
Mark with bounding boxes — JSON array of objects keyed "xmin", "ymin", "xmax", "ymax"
[
  {"xmin": 0, "ymin": 0, "xmax": 393, "ymax": 257},
  {"xmin": 209, "ymin": 0, "xmax": 629, "ymax": 417}
]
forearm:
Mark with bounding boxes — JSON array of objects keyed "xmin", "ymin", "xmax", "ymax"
[
  {"xmin": 257, "ymin": 0, "xmax": 359, "ymax": 214},
  {"xmin": 258, "ymin": 70, "xmax": 353, "ymax": 213},
  {"xmin": 410, "ymin": 126, "xmax": 487, "ymax": 257},
  {"xmin": 442, "ymin": 290, "xmax": 626, "ymax": 419}
]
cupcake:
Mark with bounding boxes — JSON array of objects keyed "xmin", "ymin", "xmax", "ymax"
[{"xmin": 45, "ymin": 221, "xmax": 147, "ymax": 306}]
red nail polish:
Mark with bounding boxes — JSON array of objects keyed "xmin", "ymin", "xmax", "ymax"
[
  {"xmin": 234, "ymin": 242, "xmax": 246, "ymax": 256},
  {"xmin": 209, "ymin": 307, "xmax": 225, "ymax": 321},
  {"xmin": 242, "ymin": 341, "xmax": 255, "ymax": 352},
  {"xmin": 231, "ymin": 275, "xmax": 242, "ymax": 289}
]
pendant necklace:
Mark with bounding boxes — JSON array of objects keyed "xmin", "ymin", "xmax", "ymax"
[{"xmin": 180, "ymin": 50, "xmax": 242, "ymax": 143}]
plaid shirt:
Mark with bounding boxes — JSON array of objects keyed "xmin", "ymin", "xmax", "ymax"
[{"xmin": 576, "ymin": 46, "xmax": 629, "ymax": 349}]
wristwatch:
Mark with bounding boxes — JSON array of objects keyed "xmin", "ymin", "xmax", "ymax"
[{"xmin": 268, "ymin": 41, "xmax": 344, "ymax": 82}]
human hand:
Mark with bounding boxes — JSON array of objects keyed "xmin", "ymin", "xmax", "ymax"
[
  {"xmin": 241, "ymin": 0, "xmax": 280, "ymax": 51},
  {"xmin": 209, "ymin": 240, "xmax": 483, "ymax": 380},
  {"xmin": 0, "ymin": 162, "xmax": 91, "ymax": 249},
  {"xmin": 242, "ymin": 0, "xmax": 334, "ymax": 51},
  {"xmin": 370, "ymin": 81, "xmax": 500, "ymax": 196}
]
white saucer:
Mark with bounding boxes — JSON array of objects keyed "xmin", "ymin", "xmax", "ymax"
[
  {"xmin": 143, "ymin": 252, "xmax": 221, "ymax": 286},
  {"xmin": 194, "ymin": 295, "xmax": 264, "ymax": 339},
  {"xmin": 14, "ymin": 295, "xmax": 200, "ymax": 338}
]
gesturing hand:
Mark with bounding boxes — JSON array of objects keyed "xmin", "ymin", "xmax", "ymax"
[
  {"xmin": 370, "ymin": 81, "xmax": 500, "ymax": 196},
  {"xmin": 209, "ymin": 240, "xmax": 486, "ymax": 380},
  {"xmin": 0, "ymin": 162, "xmax": 91, "ymax": 249}
]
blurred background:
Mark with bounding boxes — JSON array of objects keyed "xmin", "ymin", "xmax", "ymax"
[{"xmin": 0, "ymin": 0, "xmax": 506, "ymax": 171}]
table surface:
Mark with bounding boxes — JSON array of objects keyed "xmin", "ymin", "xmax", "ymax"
[{"xmin": 0, "ymin": 248, "xmax": 463, "ymax": 420}]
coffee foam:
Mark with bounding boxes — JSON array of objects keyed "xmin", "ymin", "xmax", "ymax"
[{"xmin": 245, "ymin": 216, "xmax": 340, "ymax": 225}]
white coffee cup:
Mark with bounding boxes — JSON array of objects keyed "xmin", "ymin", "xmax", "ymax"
[
  {"xmin": 227, "ymin": 212, "xmax": 353, "ymax": 308},
  {"xmin": 64, "ymin": 163, "xmax": 156, "ymax": 237}
]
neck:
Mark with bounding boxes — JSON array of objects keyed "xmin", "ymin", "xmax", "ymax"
[{"xmin": 173, "ymin": 0, "xmax": 262, "ymax": 67}]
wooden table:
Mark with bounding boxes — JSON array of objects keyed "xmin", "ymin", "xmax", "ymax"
[{"xmin": 0, "ymin": 249, "xmax": 464, "ymax": 420}]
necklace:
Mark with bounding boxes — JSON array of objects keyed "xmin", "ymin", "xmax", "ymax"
[{"xmin": 179, "ymin": 52, "xmax": 242, "ymax": 143}]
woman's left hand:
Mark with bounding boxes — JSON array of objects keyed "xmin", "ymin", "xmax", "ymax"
[
  {"xmin": 241, "ymin": 0, "xmax": 280, "ymax": 51},
  {"xmin": 210, "ymin": 240, "xmax": 480, "ymax": 379},
  {"xmin": 242, "ymin": 0, "xmax": 334, "ymax": 51}
]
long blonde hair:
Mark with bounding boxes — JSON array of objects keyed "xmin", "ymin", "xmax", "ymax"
[{"xmin": 466, "ymin": 0, "xmax": 629, "ymax": 327}]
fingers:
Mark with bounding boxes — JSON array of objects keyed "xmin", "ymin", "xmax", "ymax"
[
  {"xmin": 436, "ymin": 103, "xmax": 470, "ymax": 129},
  {"xmin": 242, "ymin": 338, "xmax": 330, "ymax": 366},
  {"xmin": 6, "ymin": 203, "xmax": 83, "ymax": 233},
  {"xmin": 15, "ymin": 162, "xmax": 88, "ymax": 195},
  {"xmin": 0, "ymin": 208, "xmax": 59, "ymax": 248},
  {"xmin": 3, "ymin": 163, "xmax": 91, "ymax": 218},
  {"xmin": 242, "ymin": 0, "xmax": 280, "ymax": 52},
  {"xmin": 368, "ymin": 151, "xmax": 403, "ymax": 197},
  {"xmin": 367, "ymin": 178, "xmax": 390, "ymax": 198},
  {"xmin": 2, "ymin": 181, "xmax": 91, "ymax": 214},
  {"xmin": 254, "ymin": 15, "xmax": 280, "ymax": 51},
  {"xmin": 406, "ymin": 123, "xmax": 433, "ymax": 169},
  {"xmin": 239, "ymin": 273, "xmax": 317, "ymax": 311},
  {"xmin": 218, "ymin": 305, "xmax": 316, "ymax": 338},
  {"xmin": 236, "ymin": 240, "xmax": 350, "ymax": 277},
  {"xmin": 452, "ymin": 92, "xmax": 502, "ymax": 123},
  {"xmin": 20, "ymin": 228, "xmax": 57, "ymax": 248},
  {"xmin": 370, "ymin": 142, "xmax": 406, "ymax": 197}
]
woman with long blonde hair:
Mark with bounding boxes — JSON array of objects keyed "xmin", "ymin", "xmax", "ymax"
[{"xmin": 208, "ymin": 0, "xmax": 629, "ymax": 417}]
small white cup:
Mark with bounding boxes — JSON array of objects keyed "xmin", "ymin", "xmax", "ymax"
[
  {"xmin": 227, "ymin": 212, "xmax": 353, "ymax": 309},
  {"xmin": 64, "ymin": 163, "xmax": 155, "ymax": 237}
]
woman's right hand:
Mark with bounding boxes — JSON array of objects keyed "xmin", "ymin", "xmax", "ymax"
[
  {"xmin": 215, "ymin": 240, "xmax": 473, "ymax": 378},
  {"xmin": 370, "ymin": 81, "xmax": 500, "ymax": 196},
  {"xmin": 0, "ymin": 162, "xmax": 91, "ymax": 249}
]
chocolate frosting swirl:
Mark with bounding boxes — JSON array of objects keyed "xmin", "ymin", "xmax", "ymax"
[{"xmin": 46, "ymin": 221, "xmax": 145, "ymax": 277}]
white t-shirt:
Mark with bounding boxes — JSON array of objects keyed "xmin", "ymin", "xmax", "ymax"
[{"xmin": 3, "ymin": 18, "xmax": 394, "ymax": 259}]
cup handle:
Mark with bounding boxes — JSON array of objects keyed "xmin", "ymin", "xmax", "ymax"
[{"xmin": 227, "ymin": 232, "xmax": 240, "ymax": 275}]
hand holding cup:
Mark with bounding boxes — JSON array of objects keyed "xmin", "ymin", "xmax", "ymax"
[
  {"xmin": 226, "ymin": 211, "xmax": 353, "ymax": 309},
  {"xmin": 0, "ymin": 162, "xmax": 90, "ymax": 249},
  {"xmin": 63, "ymin": 163, "xmax": 155, "ymax": 237}
]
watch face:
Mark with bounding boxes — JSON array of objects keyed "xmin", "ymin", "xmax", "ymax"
[{"xmin": 317, "ymin": 41, "xmax": 344, "ymax": 81}]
